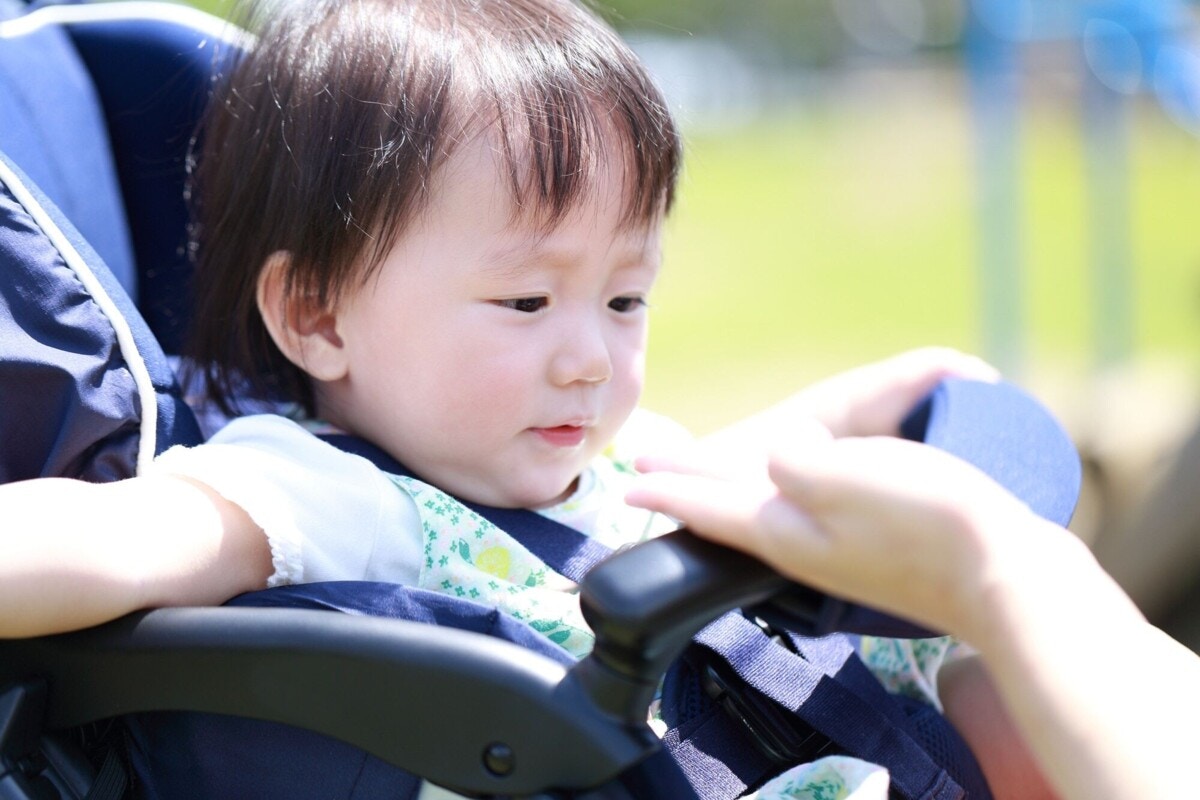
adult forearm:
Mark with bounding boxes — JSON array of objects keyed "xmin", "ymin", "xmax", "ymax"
[{"xmin": 969, "ymin": 523, "xmax": 1195, "ymax": 799}]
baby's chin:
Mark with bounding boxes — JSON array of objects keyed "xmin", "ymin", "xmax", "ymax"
[
  {"xmin": 442, "ymin": 470, "xmax": 580, "ymax": 510},
  {"xmin": 493, "ymin": 477, "xmax": 579, "ymax": 510}
]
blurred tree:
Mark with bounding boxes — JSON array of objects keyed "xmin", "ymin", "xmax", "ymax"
[
  {"xmin": 593, "ymin": 0, "xmax": 845, "ymax": 66},
  {"xmin": 593, "ymin": 0, "xmax": 971, "ymax": 65}
]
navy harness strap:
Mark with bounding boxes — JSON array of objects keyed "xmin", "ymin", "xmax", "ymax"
[
  {"xmin": 317, "ymin": 433, "xmax": 973, "ymax": 799},
  {"xmin": 687, "ymin": 614, "xmax": 964, "ymax": 799}
]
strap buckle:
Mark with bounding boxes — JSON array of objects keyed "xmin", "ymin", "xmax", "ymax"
[{"xmin": 700, "ymin": 653, "xmax": 835, "ymax": 766}]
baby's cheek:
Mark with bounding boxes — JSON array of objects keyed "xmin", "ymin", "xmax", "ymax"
[{"xmin": 609, "ymin": 365, "xmax": 643, "ymax": 425}]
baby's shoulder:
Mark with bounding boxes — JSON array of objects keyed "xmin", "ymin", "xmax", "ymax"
[
  {"xmin": 166, "ymin": 414, "xmax": 386, "ymax": 487},
  {"xmin": 207, "ymin": 412, "xmax": 310, "ymax": 444}
]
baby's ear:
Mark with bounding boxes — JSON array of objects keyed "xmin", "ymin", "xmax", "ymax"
[{"xmin": 256, "ymin": 251, "xmax": 348, "ymax": 382}]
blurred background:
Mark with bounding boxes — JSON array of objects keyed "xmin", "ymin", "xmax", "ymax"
[{"xmin": 187, "ymin": 0, "xmax": 1200, "ymax": 641}]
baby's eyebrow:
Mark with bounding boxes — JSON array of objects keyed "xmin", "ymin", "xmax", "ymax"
[
  {"xmin": 478, "ymin": 248, "xmax": 552, "ymax": 282},
  {"xmin": 479, "ymin": 233, "xmax": 660, "ymax": 281},
  {"xmin": 478, "ymin": 240, "xmax": 574, "ymax": 280}
]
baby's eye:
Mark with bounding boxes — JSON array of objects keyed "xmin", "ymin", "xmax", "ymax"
[
  {"xmin": 495, "ymin": 297, "xmax": 548, "ymax": 313},
  {"xmin": 608, "ymin": 296, "xmax": 648, "ymax": 313}
]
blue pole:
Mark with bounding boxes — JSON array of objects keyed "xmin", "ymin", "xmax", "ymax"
[
  {"xmin": 1081, "ymin": 21, "xmax": 1135, "ymax": 367},
  {"xmin": 965, "ymin": 0, "xmax": 1025, "ymax": 375}
]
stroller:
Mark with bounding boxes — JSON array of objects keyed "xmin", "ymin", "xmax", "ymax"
[{"xmin": 0, "ymin": 2, "xmax": 1082, "ymax": 798}]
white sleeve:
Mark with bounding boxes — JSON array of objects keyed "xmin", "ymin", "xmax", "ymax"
[{"xmin": 146, "ymin": 415, "xmax": 424, "ymax": 589}]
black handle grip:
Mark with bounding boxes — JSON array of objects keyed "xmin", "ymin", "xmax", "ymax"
[{"xmin": 579, "ymin": 529, "xmax": 824, "ymax": 687}]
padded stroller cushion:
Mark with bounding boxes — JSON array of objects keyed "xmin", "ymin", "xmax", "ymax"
[
  {"xmin": 0, "ymin": 153, "xmax": 201, "ymax": 482},
  {"xmin": 0, "ymin": 1, "xmax": 136, "ymax": 293}
]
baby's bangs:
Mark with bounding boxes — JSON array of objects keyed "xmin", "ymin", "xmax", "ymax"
[{"xmin": 462, "ymin": 1, "xmax": 681, "ymax": 230}]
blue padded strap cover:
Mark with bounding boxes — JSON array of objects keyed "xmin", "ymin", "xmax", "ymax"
[
  {"xmin": 901, "ymin": 377, "xmax": 1081, "ymax": 526},
  {"xmin": 0, "ymin": 0, "xmax": 136, "ymax": 292},
  {"xmin": 0, "ymin": 152, "xmax": 201, "ymax": 482}
]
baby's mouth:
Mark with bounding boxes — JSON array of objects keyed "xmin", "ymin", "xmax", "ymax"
[{"xmin": 530, "ymin": 425, "xmax": 587, "ymax": 447}]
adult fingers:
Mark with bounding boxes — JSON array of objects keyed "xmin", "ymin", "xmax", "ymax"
[
  {"xmin": 625, "ymin": 471, "xmax": 767, "ymax": 547},
  {"xmin": 841, "ymin": 347, "xmax": 1001, "ymax": 437},
  {"xmin": 626, "ymin": 470, "xmax": 832, "ymax": 582}
]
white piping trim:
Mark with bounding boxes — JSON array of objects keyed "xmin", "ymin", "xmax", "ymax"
[
  {"xmin": 0, "ymin": 1, "xmax": 254, "ymax": 49},
  {"xmin": 0, "ymin": 159, "xmax": 159, "ymax": 474}
]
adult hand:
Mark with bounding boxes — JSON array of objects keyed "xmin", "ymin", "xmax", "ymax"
[
  {"xmin": 628, "ymin": 435, "xmax": 1050, "ymax": 638},
  {"xmin": 784, "ymin": 346, "xmax": 1001, "ymax": 437},
  {"xmin": 689, "ymin": 348, "xmax": 999, "ymax": 484},
  {"xmin": 631, "ymin": 420, "xmax": 1199, "ymax": 800},
  {"xmin": 705, "ymin": 347, "xmax": 999, "ymax": 450}
]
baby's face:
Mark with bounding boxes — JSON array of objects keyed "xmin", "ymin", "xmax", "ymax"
[{"xmin": 321, "ymin": 133, "xmax": 662, "ymax": 508}]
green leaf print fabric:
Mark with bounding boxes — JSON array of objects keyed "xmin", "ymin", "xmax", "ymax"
[{"xmin": 398, "ymin": 474, "xmax": 598, "ymax": 658}]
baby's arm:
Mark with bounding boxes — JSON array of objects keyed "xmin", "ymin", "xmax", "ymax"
[{"xmin": 0, "ymin": 475, "xmax": 270, "ymax": 638}]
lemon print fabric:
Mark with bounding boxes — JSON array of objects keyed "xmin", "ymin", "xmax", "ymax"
[
  {"xmin": 395, "ymin": 474, "xmax": 596, "ymax": 659},
  {"xmin": 474, "ymin": 545, "xmax": 512, "ymax": 580}
]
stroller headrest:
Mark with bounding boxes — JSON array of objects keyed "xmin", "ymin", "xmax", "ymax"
[
  {"xmin": 0, "ymin": 0, "xmax": 247, "ymax": 354},
  {"xmin": 0, "ymin": 0, "xmax": 136, "ymax": 294}
]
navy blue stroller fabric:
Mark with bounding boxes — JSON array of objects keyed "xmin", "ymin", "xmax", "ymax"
[
  {"xmin": 0, "ymin": 152, "xmax": 201, "ymax": 483},
  {"xmin": 64, "ymin": 4, "xmax": 241, "ymax": 354},
  {"xmin": 0, "ymin": 0, "xmax": 224, "ymax": 482},
  {"xmin": 0, "ymin": 0, "xmax": 243, "ymax": 352}
]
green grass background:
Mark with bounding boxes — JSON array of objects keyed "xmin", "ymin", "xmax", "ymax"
[
  {"xmin": 647, "ymin": 102, "xmax": 1200, "ymax": 433},
  {"xmin": 183, "ymin": 0, "xmax": 1200, "ymax": 434}
]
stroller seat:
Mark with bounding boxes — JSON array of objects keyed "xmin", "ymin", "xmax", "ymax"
[{"xmin": 0, "ymin": 3, "xmax": 1083, "ymax": 799}]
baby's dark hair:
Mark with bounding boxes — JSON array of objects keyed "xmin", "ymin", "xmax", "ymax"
[{"xmin": 186, "ymin": 0, "xmax": 681, "ymax": 416}]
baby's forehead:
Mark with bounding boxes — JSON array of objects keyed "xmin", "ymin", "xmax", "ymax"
[{"xmin": 432, "ymin": 108, "xmax": 667, "ymax": 235}]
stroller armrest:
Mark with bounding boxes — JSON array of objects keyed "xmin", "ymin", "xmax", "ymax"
[{"xmin": 0, "ymin": 606, "xmax": 659, "ymax": 797}]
